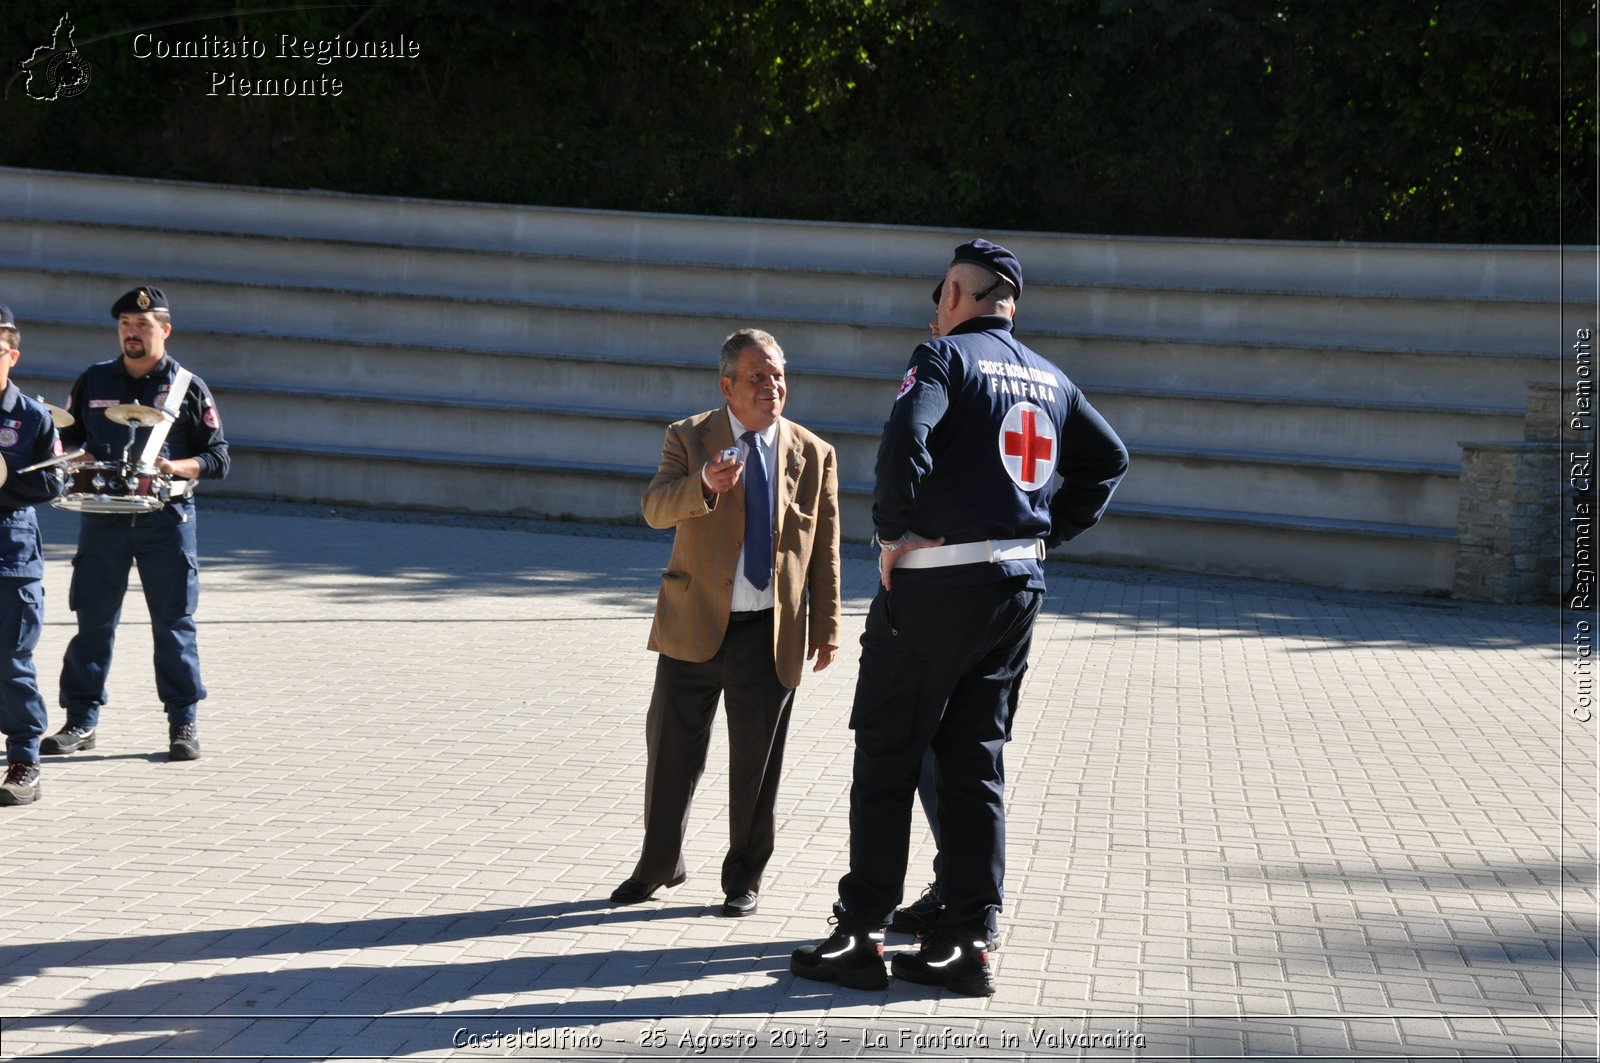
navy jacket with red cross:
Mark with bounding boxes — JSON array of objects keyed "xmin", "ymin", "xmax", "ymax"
[
  {"xmin": 60, "ymin": 355, "xmax": 230, "ymax": 486},
  {"xmin": 0, "ymin": 383, "xmax": 65, "ymax": 579},
  {"xmin": 872, "ymin": 314, "xmax": 1128, "ymax": 588}
]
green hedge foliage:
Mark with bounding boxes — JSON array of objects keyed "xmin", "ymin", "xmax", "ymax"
[{"xmin": 4, "ymin": 0, "xmax": 1592, "ymax": 242}]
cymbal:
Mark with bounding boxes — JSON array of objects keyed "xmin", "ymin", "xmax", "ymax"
[
  {"xmin": 35, "ymin": 398, "xmax": 73, "ymax": 429},
  {"xmin": 104, "ymin": 403, "xmax": 169, "ymax": 428}
]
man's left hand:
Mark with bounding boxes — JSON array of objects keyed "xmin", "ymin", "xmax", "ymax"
[{"xmin": 808, "ymin": 643, "xmax": 838, "ymax": 671}]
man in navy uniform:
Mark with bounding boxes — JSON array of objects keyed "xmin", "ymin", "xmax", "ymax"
[
  {"xmin": 792, "ymin": 240, "xmax": 1128, "ymax": 995},
  {"xmin": 0, "ymin": 304, "xmax": 65, "ymax": 805},
  {"xmin": 40, "ymin": 286, "xmax": 229, "ymax": 762}
]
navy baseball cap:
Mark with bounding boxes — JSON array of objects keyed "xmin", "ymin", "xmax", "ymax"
[
  {"xmin": 932, "ymin": 238, "xmax": 1024, "ymax": 304},
  {"xmin": 110, "ymin": 285, "xmax": 169, "ymax": 318},
  {"xmin": 0, "ymin": 304, "xmax": 13, "ymax": 329}
]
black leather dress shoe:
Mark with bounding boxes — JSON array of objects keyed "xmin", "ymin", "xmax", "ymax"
[
  {"xmin": 721, "ymin": 891, "xmax": 758, "ymax": 917},
  {"xmin": 609, "ymin": 873, "xmax": 686, "ymax": 904}
]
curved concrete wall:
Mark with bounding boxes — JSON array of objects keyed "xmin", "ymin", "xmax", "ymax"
[{"xmin": 1, "ymin": 166, "xmax": 1586, "ymax": 594}]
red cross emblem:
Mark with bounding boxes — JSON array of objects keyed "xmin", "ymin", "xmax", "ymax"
[{"xmin": 999, "ymin": 401, "xmax": 1056, "ymax": 490}]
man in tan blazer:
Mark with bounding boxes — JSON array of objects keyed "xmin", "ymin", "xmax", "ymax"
[{"xmin": 610, "ymin": 328, "xmax": 842, "ymax": 918}]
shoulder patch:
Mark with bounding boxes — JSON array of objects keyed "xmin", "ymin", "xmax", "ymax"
[{"xmin": 895, "ymin": 365, "xmax": 917, "ymax": 401}]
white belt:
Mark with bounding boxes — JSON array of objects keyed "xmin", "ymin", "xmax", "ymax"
[{"xmin": 894, "ymin": 537, "xmax": 1046, "ymax": 569}]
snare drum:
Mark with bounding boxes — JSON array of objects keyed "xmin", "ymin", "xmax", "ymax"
[{"xmin": 52, "ymin": 461, "xmax": 175, "ymax": 514}]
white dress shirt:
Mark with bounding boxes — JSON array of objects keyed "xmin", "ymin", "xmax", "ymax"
[{"xmin": 722, "ymin": 412, "xmax": 777, "ymax": 612}]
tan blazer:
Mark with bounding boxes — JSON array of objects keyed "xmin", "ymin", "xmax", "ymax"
[{"xmin": 644, "ymin": 406, "xmax": 842, "ymax": 690}]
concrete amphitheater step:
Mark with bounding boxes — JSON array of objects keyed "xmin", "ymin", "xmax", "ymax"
[
  {"xmin": 1091, "ymin": 387, "xmax": 1522, "ymax": 465},
  {"xmin": 214, "ymin": 391, "xmax": 894, "ymax": 486},
  {"xmin": 0, "ymin": 165, "xmax": 1581, "ymax": 302},
  {"xmin": 1120, "ymin": 446, "xmax": 1460, "ymax": 528},
  {"xmin": 1048, "ymin": 333, "xmax": 1561, "ymax": 408},
  {"xmin": 1089, "ymin": 504, "xmax": 1457, "ymax": 594},
  {"xmin": 0, "ymin": 267, "xmax": 921, "ymax": 375},
  {"xmin": 14, "ymin": 323, "xmax": 1556, "ymax": 460},
  {"xmin": 217, "ymin": 438, "xmax": 880, "ymax": 541},
  {"xmin": 15, "ymin": 322, "xmax": 901, "ymax": 427},
  {"xmin": 0, "ymin": 218, "xmax": 1570, "ymax": 353},
  {"xmin": 8, "ymin": 276, "xmax": 1558, "ymax": 440},
  {"xmin": 217, "ymin": 438, "xmax": 1456, "ymax": 595},
  {"xmin": 222, "ymin": 438, "xmax": 1457, "ymax": 593}
]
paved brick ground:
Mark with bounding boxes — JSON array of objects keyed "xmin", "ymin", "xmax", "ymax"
[{"xmin": 0, "ymin": 501, "xmax": 1591, "ymax": 1062}]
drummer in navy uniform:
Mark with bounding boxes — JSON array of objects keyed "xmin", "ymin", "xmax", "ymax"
[
  {"xmin": 0, "ymin": 305, "xmax": 66, "ymax": 806},
  {"xmin": 792, "ymin": 240, "xmax": 1128, "ymax": 995},
  {"xmin": 40, "ymin": 285, "xmax": 229, "ymax": 762}
]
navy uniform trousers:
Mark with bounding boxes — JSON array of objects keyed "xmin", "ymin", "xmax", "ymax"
[
  {"xmin": 0, "ymin": 576, "xmax": 46, "ymax": 762},
  {"xmin": 60, "ymin": 504, "xmax": 204, "ymax": 728},
  {"xmin": 839, "ymin": 576, "xmax": 1041, "ymax": 934}
]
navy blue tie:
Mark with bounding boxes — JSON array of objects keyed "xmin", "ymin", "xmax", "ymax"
[{"xmin": 743, "ymin": 431, "xmax": 772, "ymax": 590}]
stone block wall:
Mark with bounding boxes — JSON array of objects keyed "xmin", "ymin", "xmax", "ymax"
[{"xmin": 1454, "ymin": 381, "xmax": 1595, "ymax": 603}]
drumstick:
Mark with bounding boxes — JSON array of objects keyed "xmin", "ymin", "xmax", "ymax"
[{"xmin": 19, "ymin": 448, "xmax": 86, "ymax": 473}]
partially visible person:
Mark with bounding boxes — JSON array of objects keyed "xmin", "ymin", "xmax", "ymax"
[
  {"xmin": 42, "ymin": 285, "xmax": 229, "ymax": 762},
  {"xmin": 792, "ymin": 240, "xmax": 1127, "ymax": 994},
  {"xmin": 609, "ymin": 328, "xmax": 842, "ymax": 918},
  {"xmin": 0, "ymin": 303, "xmax": 67, "ymax": 806},
  {"xmin": 888, "ymin": 749, "xmax": 984, "ymax": 944}
]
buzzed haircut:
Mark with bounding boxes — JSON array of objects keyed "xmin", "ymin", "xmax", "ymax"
[{"xmin": 949, "ymin": 262, "xmax": 1016, "ymax": 306}]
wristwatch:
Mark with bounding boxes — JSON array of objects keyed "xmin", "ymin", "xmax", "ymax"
[{"xmin": 873, "ymin": 532, "xmax": 909, "ymax": 551}]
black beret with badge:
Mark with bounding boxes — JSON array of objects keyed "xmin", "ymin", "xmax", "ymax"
[
  {"xmin": 932, "ymin": 238, "xmax": 1024, "ymax": 304},
  {"xmin": 110, "ymin": 285, "xmax": 169, "ymax": 318}
]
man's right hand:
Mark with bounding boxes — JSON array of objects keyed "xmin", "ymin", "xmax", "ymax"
[
  {"xmin": 702, "ymin": 453, "xmax": 744, "ymax": 495},
  {"xmin": 879, "ymin": 530, "xmax": 944, "ymax": 590}
]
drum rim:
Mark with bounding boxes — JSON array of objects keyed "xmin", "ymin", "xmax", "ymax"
[{"xmin": 51, "ymin": 495, "xmax": 168, "ymax": 513}]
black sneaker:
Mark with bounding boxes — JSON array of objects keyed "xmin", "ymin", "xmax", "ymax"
[
  {"xmin": 891, "ymin": 927, "xmax": 996, "ymax": 996},
  {"xmin": 889, "ymin": 883, "xmax": 942, "ymax": 935},
  {"xmin": 168, "ymin": 723, "xmax": 200, "ymax": 762},
  {"xmin": 791, "ymin": 920, "xmax": 890, "ymax": 990},
  {"xmin": 39, "ymin": 725, "xmax": 95, "ymax": 755},
  {"xmin": 0, "ymin": 762, "xmax": 41, "ymax": 806}
]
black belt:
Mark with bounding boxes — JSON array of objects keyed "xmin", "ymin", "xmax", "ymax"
[{"xmin": 728, "ymin": 609, "xmax": 773, "ymax": 623}]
